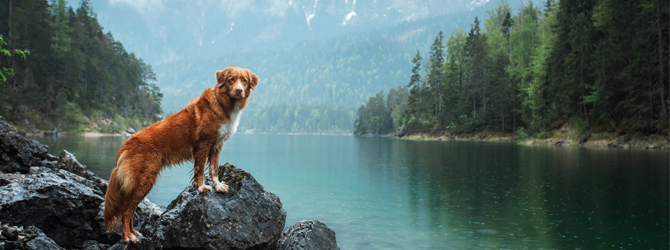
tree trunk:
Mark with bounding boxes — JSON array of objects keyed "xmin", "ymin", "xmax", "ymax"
[
  {"xmin": 483, "ymin": 87, "xmax": 486, "ymax": 120},
  {"xmin": 9, "ymin": 0, "xmax": 15, "ymax": 89},
  {"xmin": 502, "ymin": 105, "xmax": 505, "ymax": 131},
  {"xmin": 657, "ymin": 0, "xmax": 667, "ymax": 117},
  {"xmin": 473, "ymin": 96, "xmax": 476, "ymax": 117},
  {"xmin": 512, "ymin": 90, "xmax": 516, "ymax": 131},
  {"xmin": 580, "ymin": 57, "xmax": 591, "ymax": 128}
]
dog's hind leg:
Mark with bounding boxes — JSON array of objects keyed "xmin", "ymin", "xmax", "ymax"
[
  {"xmin": 121, "ymin": 208, "xmax": 139, "ymax": 243},
  {"xmin": 130, "ymin": 206, "xmax": 143, "ymax": 237},
  {"xmin": 122, "ymin": 161, "xmax": 158, "ymax": 243},
  {"xmin": 122, "ymin": 186, "xmax": 151, "ymax": 243}
]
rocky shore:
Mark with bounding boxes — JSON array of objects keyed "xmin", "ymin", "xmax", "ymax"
[
  {"xmin": 0, "ymin": 116, "xmax": 339, "ymax": 250},
  {"xmin": 398, "ymin": 127, "xmax": 670, "ymax": 150}
]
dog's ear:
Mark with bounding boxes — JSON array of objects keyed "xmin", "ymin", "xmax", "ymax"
[
  {"xmin": 248, "ymin": 71, "xmax": 259, "ymax": 90},
  {"xmin": 216, "ymin": 68, "xmax": 229, "ymax": 84}
]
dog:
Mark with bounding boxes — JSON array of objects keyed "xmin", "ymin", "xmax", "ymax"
[{"xmin": 103, "ymin": 66, "xmax": 259, "ymax": 243}]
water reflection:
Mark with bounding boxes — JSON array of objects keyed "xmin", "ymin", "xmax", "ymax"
[
  {"xmin": 31, "ymin": 135, "xmax": 127, "ymax": 179},
  {"xmin": 356, "ymin": 138, "xmax": 669, "ymax": 249}
]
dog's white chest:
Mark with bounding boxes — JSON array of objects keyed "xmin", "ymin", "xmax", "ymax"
[{"xmin": 216, "ymin": 103, "xmax": 242, "ymax": 147}]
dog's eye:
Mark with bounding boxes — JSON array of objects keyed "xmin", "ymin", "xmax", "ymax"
[{"xmin": 243, "ymin": 79, "xmax": 247, "ymax": 83}]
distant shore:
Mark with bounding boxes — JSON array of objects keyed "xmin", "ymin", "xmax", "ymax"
[
  {"xmin": 246, "ymin": 131, "xmax": 352, "ymax": 136},
  {"xmin": 397, "ymin": 127, "xmax": 670, "ymax": 150},
  {"xmin": 23, "ymin": 131, "xmax": 132, "ymax": 137}
]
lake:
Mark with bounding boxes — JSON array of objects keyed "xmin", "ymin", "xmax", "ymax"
[{"xmin": 32, "ymin": 134, "xmax": 669, "ymax": 249}]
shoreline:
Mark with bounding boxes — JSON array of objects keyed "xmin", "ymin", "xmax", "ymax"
[
  {"xmin": 245, "ymin": 131, "xmax": 353, "ymax": 136},
  {"xmin": 396, "ymin": 130, "xmax": 670, "ymax": 150},
  {"xmin": 23, "ymin": 130, "xmax": 353, "ymax": 137},
  {"xmin": 24, "ymin": 131, "xmax": 132, "ymax": 137}
]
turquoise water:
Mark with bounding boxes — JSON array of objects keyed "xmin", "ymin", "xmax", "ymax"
[{"xmin": 33, "ymin": 134, "xmax": 669, "ymax": 249}]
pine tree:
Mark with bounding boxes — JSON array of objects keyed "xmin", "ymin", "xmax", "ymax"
[{"xmin": 427, "ymin": 31, "xmax": 445, "ymax": 117}]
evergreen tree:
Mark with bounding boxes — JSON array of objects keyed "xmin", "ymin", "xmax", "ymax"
[
  {"xmin": 0, "ymin": 0, "xmax": 163, "ymax": 132},
  {"xmin": 427, "ymin": 31, "xmax": 445, "ymax": 117}
]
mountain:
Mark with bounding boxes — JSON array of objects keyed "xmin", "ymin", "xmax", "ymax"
[{"xmin": 82, "ymin": 0, "xmax": 497, "ymax": 64}]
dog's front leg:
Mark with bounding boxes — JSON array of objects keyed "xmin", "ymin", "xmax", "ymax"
[
  {"xmin": 208, "ymin": 144, "xmax": 228, "ymax": 193},
  {"xmin": 194, "ymin": 143, "xmax": 212, "ymax": 193}
]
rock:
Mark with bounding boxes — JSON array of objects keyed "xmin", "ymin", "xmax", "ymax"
[
  {"xmin": 554, "ymin": 140, "xmax": 567, "ymax": 147},
  {"xmin": 0, "ymin": 224, "xmax": 64, "ymax": 250},
  {"xmin": 126, "ymin": 128, "xmax": 136, "ymax": 134},
  {"xmin": 43, "ymin": 128, "xmax": 57, "ymax": 136},
  {"xmin": 645, "ymin": 145, "xmax": 655, "ymax": 149},
  {"xmin": 0, "ymin": 116, "xmax": 52, "ymax": 174},
  {"xmin": 579, "ymin": 137, "xmax": 588, "ymax": 144},
  {"xmin": 17, "ymin": 131, "xmax": 26, "ymax": 137},
  {"xmin": 0, "ymin": 172, "xmax": 27, "ymax": 186},
  {"xmin": 270, "ymin": 220, "xmax": 339, "ymax": 250},
  {"xmin": 57, "ymin": 150, "xmax": 108, "ymax": 194},
  {"xmin": 31, "ymin": 129, "xmax": 40, "ymax": 134},
  {"xmin": 81, "ymin": 240, "xmax": 111, "ymax": 250},
  {"xmin": 0, "ymin": 170, "xmax": 111, "ymax": 248},
  {"xmin": 131, "ymin": 163, "xmax": 286, "ymax": 250}
]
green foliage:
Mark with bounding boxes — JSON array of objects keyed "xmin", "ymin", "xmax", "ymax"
[
  {"xmin": 354, "ymin": 86, "xmax": 409, "ymax": 136},
  {"xmin": 0, "ymin": 0, "xmax": 162, "ymax": 132},
  {"xmin": 356, "ymin": 0, "xmax": 670, "ymax": 137},
  {"xmin": 0, "ymin": 35, "xmax": 29, "ymax": 82}
]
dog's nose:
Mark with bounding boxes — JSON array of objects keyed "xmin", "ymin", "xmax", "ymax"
[{"xmin": 235, "ymin": 89, "xmax": 243, "ymax": 95}]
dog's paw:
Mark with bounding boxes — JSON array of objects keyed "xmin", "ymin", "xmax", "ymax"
[
  {"xmin": 124, "ymin": 234, "xmax": 139, "ymax": 244},
  {"xmin": 214, "ymin": 182, "xmax": 229, "ymax": 193},
  {"xmin": 132, "ymin": 230, "xmax": 143, "ymax": 237},
  {"xmin": 197, "ymin": 185, "xmax": 212, "ymax": 193}
]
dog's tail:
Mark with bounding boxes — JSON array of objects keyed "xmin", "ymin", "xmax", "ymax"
[{"xmin": 104, "ymin": 152, "xmax": 132, "ymax": 238}]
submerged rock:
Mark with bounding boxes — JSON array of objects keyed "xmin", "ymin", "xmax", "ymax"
[
  {"xmin": 271, "ymin": 220, "xmax": 339, "ymax": 250},
  {"xmin": 132, "ymin": 163, "xmax": 286, "ymax": 250}
]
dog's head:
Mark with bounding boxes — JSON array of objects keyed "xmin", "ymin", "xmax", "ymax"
[{"xmin": 215, "ymin": 66, "xmax": 258, "ymax": 100}]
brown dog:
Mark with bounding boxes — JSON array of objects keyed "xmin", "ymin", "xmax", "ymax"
[{"xmin": 103, "ymin": 66, "xmax": 258, "ymax": 243}]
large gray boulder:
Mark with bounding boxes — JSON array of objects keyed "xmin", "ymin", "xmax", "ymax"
[
  {"xmin": 0, "ymin": 167, "xmax": 163, "ymax": 249},
  {"xmin": 56, "ymin": 150, "xmax": 108, "ymax": 193},
  {"xmin": 0, "ymin": 169, "xmax": 110, "ymax": 248},
  {"xmin": 271, "ymin": 220, "xmax": 339, "ymax": 250},
  {"xmin": 0, "ymin": 116, "xmax": 56, "ymax": 173},
  {"xmin": 132, "ymin": 163, "xmax": 287, "ymax": 250}
]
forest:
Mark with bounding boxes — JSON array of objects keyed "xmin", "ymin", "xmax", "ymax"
[
  {"xmin": 355, "ymin": 0, "xmax": 670, "ymax": 138},
  {"xmin": 0, "ymin": 0, "xmax": 162, "ymax": 133}
]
